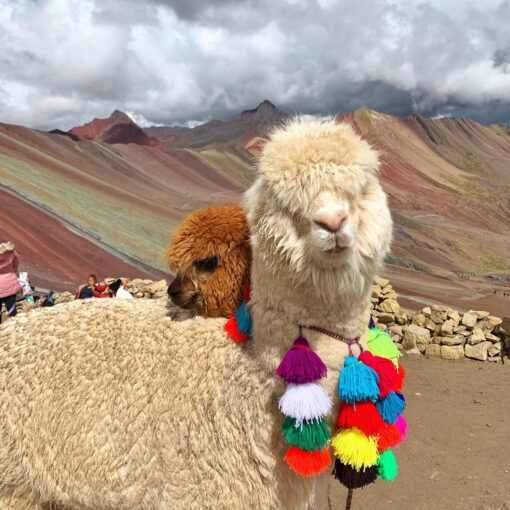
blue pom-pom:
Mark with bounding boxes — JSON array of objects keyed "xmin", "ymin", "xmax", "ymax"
[
  {"xmin": 376, "ymin": 391, "xmax": 406, "ymax": 424},
  {"xmin": 234, "ymin": 301, "xmax": 252, "ymax": 335},
  {"xmin": 338, "ymin": 356, "xmax": 379, "ymax": 403}
]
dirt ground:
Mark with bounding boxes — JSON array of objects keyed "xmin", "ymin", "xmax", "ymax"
[{"xmin": 317, "ymin": 357, "xmax": 510, "ymax": 510}]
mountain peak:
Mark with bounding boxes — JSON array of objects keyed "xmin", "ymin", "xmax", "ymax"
[
  {"xmin": 241, "ymin": 100, "xmax": 281, "ymax": 116},
  {"xmin": 69, "ymin": 110, "xmax": 160, "ymax": 147}
]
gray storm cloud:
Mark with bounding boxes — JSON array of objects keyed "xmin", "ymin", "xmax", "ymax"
[{"xmin": 0, "ymin": 0, "xmax": 509, "ymax": 129}]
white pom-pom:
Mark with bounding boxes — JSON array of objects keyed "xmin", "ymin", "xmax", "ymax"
[{"xmin": 278, "ymin": 383, "xmax": 332, "ymax": 422}]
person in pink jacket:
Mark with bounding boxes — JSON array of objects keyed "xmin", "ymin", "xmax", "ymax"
[{"xmin": 0, "ymin": 241, "xmax": 22, "ymax": 324}]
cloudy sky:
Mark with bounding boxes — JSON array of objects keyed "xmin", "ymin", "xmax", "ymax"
[{"xmin": 1, "ymin": 0, "xmax": 510, "ymax": 129}]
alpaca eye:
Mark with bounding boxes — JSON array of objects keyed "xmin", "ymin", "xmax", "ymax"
[{"xmin": 193, "ymin": 256, "xmax": 219, "ymax": 272}]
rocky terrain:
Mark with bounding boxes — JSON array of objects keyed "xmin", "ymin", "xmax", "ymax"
[
  {"xmin": 9, "ymin": 277, "xmax": 509, "ymax": 365},
  {"xmin": 1, "ymin": 102, "xmax": 510, "ymax": 314}
]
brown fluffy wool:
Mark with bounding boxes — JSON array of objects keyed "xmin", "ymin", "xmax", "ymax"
[{"xmin": 165, "ymin": 204, "xmax": 251, "ymax": 317}]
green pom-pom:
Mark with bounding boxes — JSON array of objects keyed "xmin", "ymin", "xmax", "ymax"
[
  {"xmin": 377, "ymin": 449, "xmax": 398, "ymax": 480},
  {"xmin": 281, "ymin": 417, "xmax": 331, "ymax": 451},
  {"xmin": 367, "ymin": 329, "xmax": 401, "ymax": 367}
]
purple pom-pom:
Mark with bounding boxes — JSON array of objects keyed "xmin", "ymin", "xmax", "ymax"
[{"xmin": 276, "ymin": 337, "xmax": 328, "ymax": 384}]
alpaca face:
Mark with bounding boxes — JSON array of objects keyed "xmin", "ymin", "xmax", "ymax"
[
  {"xmin": 166, "ymin": 204, "xmax": 251, "ymax": 318},
  {"xmin": 245, "ymin": 117, "xmax": 392, "ymax": 290}
]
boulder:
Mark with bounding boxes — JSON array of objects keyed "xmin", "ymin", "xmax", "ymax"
[
  {"xmin": 144, "ymin": 279, "xmax": 168, "ymax": 295},
  {"xmin": 430, "ymin": 309, "xmax": 447, "ymax": 324},
  {"xmin": 413, "ymin": 313, "xmax": 426, "ymax": 327},
  {"xmin": 465, "ymin": 341, "xmax": 491, "ymax": 361},
  {"xmin": 441, "ymin": 335, "xmax": 464, "ymax": 346},
  {"xmin": 461, "ymin": 312, "xmax": 477, "ymax": 328},
  {"xmin": 377, "ymin": 312, "xmax": 395, "ymax": 324},
  {"xmin": 488, "ymin": 342, "xmax": 502, "ymax": 357},
  {"xmin": 403, "ymin": 324, "xmax": 431, "ymax": 353},
  {"xmin": 441, "ymin": 345, "xmax": 464, "ymax": 360},
  {"xmin": 468, "ymin": 310, "xmax": 490, "ymax": 319},
  {"xmin": 374, "ymin": 277, "xmax": 390, "ymax": 288},
  {"xmin": 440, "ymin": 319, "xmax": 455, "ymax": 335},
  {"xmin": 389, "ymin": 325, "xmax": 403, "ymax": 337},
  {"xmin": 485, "ymin": 333, "xmax": 500, "ymax": 343},
  {"xmin": 487, "ymin": 316, "xmax": 503, "ymax": 328},
  {"xmin": 378, "ymin": 299, "xmax": 400, "ymax": 314},
  {"xmin": 448, "ymin": 310, "xmax": 461, "ymax": 326},
  {"xmin": 467, "ymin": 327, "xmax": 486, "ymax": 345},
  {"xmin": 425, "ymin": 344, "xmax": 442, "ymax": 358},
  {"xmin": 371, "ymin": 285, "xmax": 382, "ymax": 298},
  {"xmin": 424, "ymin": 319, "xmax": 436, "ymax": 331},
  {"xmin": 421, "ymin": 306, "xmax": 432, "ymax": 316}
]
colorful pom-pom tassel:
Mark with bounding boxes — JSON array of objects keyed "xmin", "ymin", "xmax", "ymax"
[
  {"xmin": 276, "ymin": 337, "xmax": 328, "ymax": 384},
  {"xmin": 367, "ymin": 329, "xmax": 401, "ymax": 367},
  {"xmin": 331, "ymin": 428, "xmax": 379, "ymax": 471},
  {"xmin": 394, "ymin": 363, "xmax": 407, "ymax": 391},
  {"xmin": 338, "ymin": 356, "xmax": 379, "ymax": 403},
  {"xmin": 234, "ymin": 301, "xmax": 252, "ymax": 335},
  {"xmin": 284, "ymin": 446, "xmax": 331, "ymax": 477},
  {"xmin": 395, "ymin": 414, "xmax": 408, "ymax": 440},
  {"xmin": 224, "ymin": 314, "xmax": 249, "ymax": 344},
  {"xmin": 279, "ymin": 383, "xmax": 332, "ymax": 422},
  {"xmin": 358, "ymin": 351, "xmax": 398, "ymax": 398},
  {"xmin": 281, "ymin": 417, "xmax": 330, "ymax": 451},
  {"xmin": 376, "ymin": 391, "xmax": 406, "ymax": 424},
  {"xmin": 377, "ymin": 449, "xmax": 398, "ymax": 480},
  {"xmin": 376, "ymin": 423, "xmax": 403, "ymax": 452},
  {"xmin": 332, "ymin": 459, "xmax": 378, "ymax": 489},
  {"xmin": 337, "ymin": 401, "xmax": 385, "ymax": 436}
]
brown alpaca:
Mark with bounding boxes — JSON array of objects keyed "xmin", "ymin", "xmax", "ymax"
[{"xmin": 166, "ymin": 204, "xmax": 251, "ymax": 318}]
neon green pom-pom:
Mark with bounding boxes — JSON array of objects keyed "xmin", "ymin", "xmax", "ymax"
[
  {"xmin": 367, "ymin": 328, "xmax": 401, "ymax": 367},
  {"xmin": 377, "ymin": 449, "xmax": 398, "ymax": 480},
  {"xmin": 281, "ymin": 417, "xmax": 331, "ymax": 451}
]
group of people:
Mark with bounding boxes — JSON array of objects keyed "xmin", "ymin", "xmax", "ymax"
[{"xmin": 76, "ymin": 274, "xmax": 133, "ymax": 300}]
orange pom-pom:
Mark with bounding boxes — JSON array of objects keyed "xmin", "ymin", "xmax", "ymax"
[
  {"xmin": 337, "ymin": 401, "xmax": 385, "ymax": 436},
  {"xmin": 376, "ymin": 423, "xmax": 403, "ymax": 452},
  {"xmin": 284, "ymin": 446, "xmax": 331, "ymax": 477},
  {"xmin": 224, "ymin": 315, "xmax": 249, "ymax": 344},
  {"xmin": 394, "ymin": 363, "xmax": 407, "ymax": 391}
]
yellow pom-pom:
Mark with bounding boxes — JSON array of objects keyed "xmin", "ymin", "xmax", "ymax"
[{"xmin": 331, "ymin": 428, "xmax": 379, "ymax": 471}]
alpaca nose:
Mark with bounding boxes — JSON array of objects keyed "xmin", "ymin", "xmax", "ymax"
[
  {"xmin": 168, "ymin": 282, "xmax": 182, "ymax": 299},
  {"xmin": 314, "ymin": 210, "xmax": 347, "ymax": 233}
]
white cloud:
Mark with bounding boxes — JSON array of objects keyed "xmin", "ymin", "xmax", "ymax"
[{"xmin": 0, "ymin": 0, "xmax": 509, "ymax": 129}]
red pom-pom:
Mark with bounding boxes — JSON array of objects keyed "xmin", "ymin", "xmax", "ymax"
[
  {"xmin": 376, "ymin": 423, "xmax": 403, "ymax": 452},
  {"xmin": 337, "ymin": 401, "xmax": 386, "ymax": 436},
  {"xmin": 243, "ymin": 284, "xmax": 251, "ymax": 303},
  {"xmin": 394, "ymin": 363, "xmax": 407, "ymax": 391},
  {"xmin": 224, "ymin": 315, "xmax": 249, "ymax": 344},
  {"xmin": 284, "ymin": 446, "xmax": 331, "ymax": 477},
  {"xmin": 359, "ymin": 351, "xmax": 398, "ymax": 398}
]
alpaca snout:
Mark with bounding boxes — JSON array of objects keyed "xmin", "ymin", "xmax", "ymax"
[{"xmin": 313, "ymin": 210, "xmax": 347, "ymax": 233}]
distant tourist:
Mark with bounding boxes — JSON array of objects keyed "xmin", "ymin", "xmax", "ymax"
[
  {"xmin": 0, "ymin": 241, "xmax": 23, "ymax": 324},
  {"xmin": 108, "ymin": 277, "xmax": 133, "ymax": 299}
]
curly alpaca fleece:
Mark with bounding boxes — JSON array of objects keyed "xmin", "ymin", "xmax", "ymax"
[
  {"xmin": 0, "ymin": 117, "xmax": 392, "ymax": 510},
  {"xmin": 166, "ymin": 204, "xmax": 251, "ymax": 317}
]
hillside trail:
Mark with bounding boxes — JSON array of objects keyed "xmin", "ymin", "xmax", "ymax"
[{"xmin": 317, "ymin": 357, "xmax": 510, "ymax": 510}]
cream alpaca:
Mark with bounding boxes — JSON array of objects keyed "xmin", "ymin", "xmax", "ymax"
[{"xmin": 0, "ymin": 117, "xmax": 392, "ymax": 510}]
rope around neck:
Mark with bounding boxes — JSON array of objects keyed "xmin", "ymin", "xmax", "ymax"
[{"xmin": 303, "ymin": 325, "xmax": 362, "ymax": 355}]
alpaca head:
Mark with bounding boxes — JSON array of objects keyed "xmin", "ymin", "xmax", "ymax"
[
  {"xmin": 245, "ymin": 117, "xmax": 392, "ymax": 303},
  {"xmin": 166, "ymin": 204, "xmax": 251, "ymax": 318}
]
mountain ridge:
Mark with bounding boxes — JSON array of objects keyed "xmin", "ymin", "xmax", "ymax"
[{"xmin": 1, "ymin": 102, "xmax": 509, "ymax": 314}]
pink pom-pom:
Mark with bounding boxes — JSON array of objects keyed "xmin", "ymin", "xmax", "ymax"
[
  {"xmin": 276, "ymin": 337, "xmax": 327, "ymax": 384},
  {"xmin": 395, "ymin": 414, "xmax": 408, "ymax": 440}
]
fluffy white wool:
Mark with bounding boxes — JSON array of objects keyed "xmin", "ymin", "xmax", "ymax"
[{"xmin": 0, "ymin": 116, "xmax": 392, "ymax": 510}]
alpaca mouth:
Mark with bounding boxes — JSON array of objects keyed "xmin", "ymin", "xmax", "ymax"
[{"xmin": 326, "ymin": 245, "xmax": 347, "ymax": 254}]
